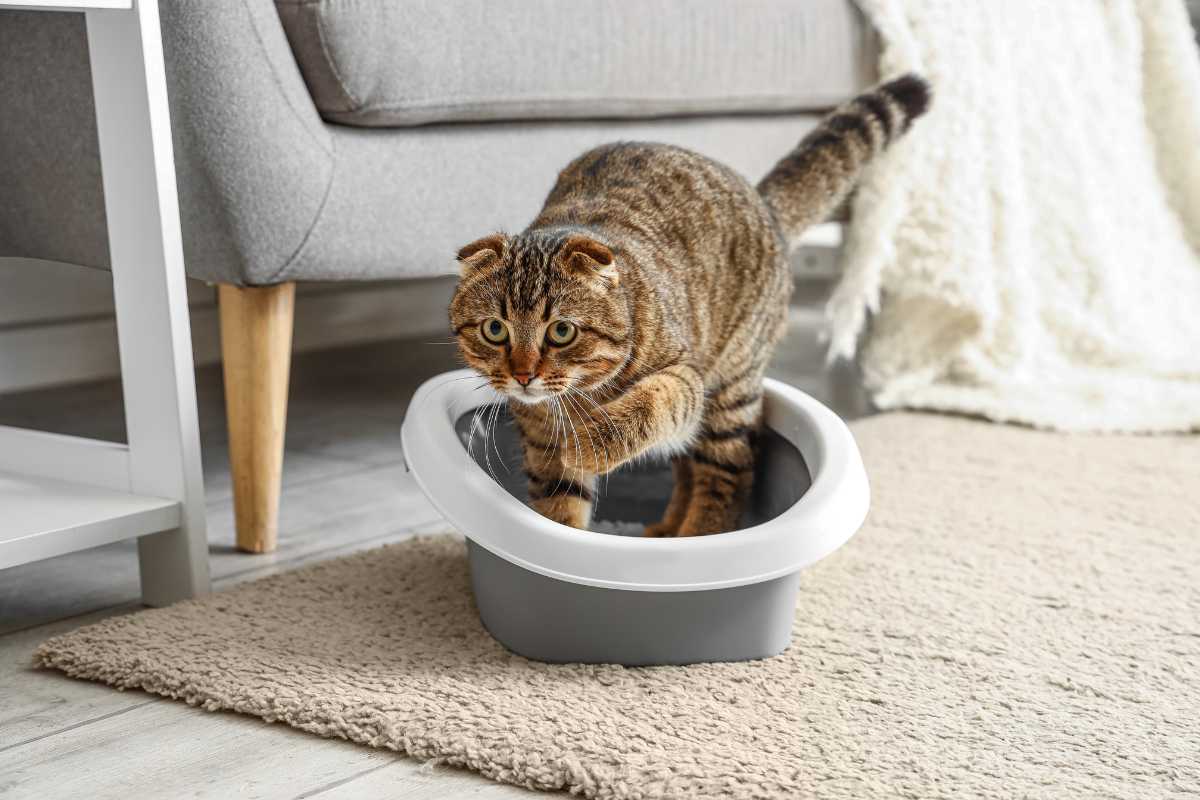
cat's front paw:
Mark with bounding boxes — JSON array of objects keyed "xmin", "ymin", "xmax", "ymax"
[
  {"xmin": 530, "ymin": 495, "xmax": 591, "ymax": 531},
  {"xmin": 555, "ymin": 431, "xmax": 615, "ymax": 474}
]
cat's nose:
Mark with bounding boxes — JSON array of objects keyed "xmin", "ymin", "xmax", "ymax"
[{"xmin": 513, "ymin": 372, "xmax": 533, "ymax": 387}]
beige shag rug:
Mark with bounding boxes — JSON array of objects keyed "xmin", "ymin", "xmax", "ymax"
[{"xmin": 36, "ymin": 414, "xmax": 1200, "ymax": 799}]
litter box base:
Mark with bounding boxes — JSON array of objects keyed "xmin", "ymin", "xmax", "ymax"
[{"xmin": 468, "ymin": 540, "xmax": 800, "ymax": 666}]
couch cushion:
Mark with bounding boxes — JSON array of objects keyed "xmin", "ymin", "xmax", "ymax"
[{"xmin": 274, "ymin": 0, "xmax": 876, "ymax": 127}]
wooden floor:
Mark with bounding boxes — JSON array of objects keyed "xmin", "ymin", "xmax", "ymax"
[{"xmin": 0, "ymin": 310, "xmax": 867, "ymax": 800}]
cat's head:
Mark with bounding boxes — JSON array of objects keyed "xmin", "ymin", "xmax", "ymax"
[{"xmin": 448, "ymin": 230, "xmax": 631, "ymax": 404}]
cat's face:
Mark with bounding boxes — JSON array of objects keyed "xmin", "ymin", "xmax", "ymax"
[{"xmin": 448, "ymin": 232, "xmax": 631, "ymax": 404}]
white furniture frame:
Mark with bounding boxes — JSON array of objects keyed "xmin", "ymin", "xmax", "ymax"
[{"xmin": 0, "ymin": 0, "xmax": 210, "ymax": 605}]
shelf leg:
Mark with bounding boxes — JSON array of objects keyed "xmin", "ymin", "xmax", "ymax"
[{"xmin": 86, "ymin": 0, "xmax": 211, "ymax": 605}]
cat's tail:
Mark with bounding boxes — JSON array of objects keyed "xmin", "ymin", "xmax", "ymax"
[{"xmin": 757, "ymin": 73, "xmax": 931, "ymax": 245}]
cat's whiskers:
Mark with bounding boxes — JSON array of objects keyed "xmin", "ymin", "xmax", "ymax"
[
  {"xmin": 558, "ymin": 393, "xmax": 587, "ymax": 477},
  {"xmin": 540, "ymin": 395, "xmax": 564, "ymax": 473},
  {"xmin": 464, "ymin": 401, "xmax": 488, "ymax": 466},
  {"xmin": 567, "ymin": 385, "xmax": 627, "ymax": 472},
  {"xmin": 547, "ymin": 398, "xmax": 570, "ymax": 498},
  {"xmin": 487, "ymin": 398, "xmax": 506, "ymax": 474},
  {"xmin": 487, "ymin": 398, "xmax": 509, "ymax": 473},
  {"xmin": 567, "ymin": 385, "xmax": 623, "ymax": 451},
  {"xmin": 561, "ymin": 391, "xmax": 600, "ymax": 479},
  {"xmin": 561, "ymin": 389, "xmax": 611, "ymax": 493},
  {"xmin": 561, "ymin": 390, "xmax": 600, "ymax": 466},
  {"xmin": 565, "ymin": 386, "xmax": 619, "ymax": 472},
  {"xmin": 475, "ymin": 399, "xmax": 493, "ymax": 468},
  {"xmin": 461, "ymin": 369, "xmax": 511, "ymax": 475},
  {"xmin": 471, "ymin": 389, "xmax": 505, "ymax": 482},
  {"xmin": 541, "ymin": 406, "xmax": 559, "ymax": 470}
]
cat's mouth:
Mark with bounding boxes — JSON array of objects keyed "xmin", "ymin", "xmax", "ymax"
[{"xmin": 502, "ymin": 382, "xmax": 556, "ymax": 405}]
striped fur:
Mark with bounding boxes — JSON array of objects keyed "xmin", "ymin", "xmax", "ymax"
[
  {"xmin": 758, "ymin": 74, "xmax": 931, "ymax": 244},
  {"xmin": 449, "ymin": 74, "xmax": 931, "ymax": 535}
]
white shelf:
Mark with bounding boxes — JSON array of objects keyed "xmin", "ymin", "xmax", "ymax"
[
  {"xmin": 0, "ymin": 471, "xmax": 179, "ymax": 568},
  {"xmin": 1, "ymin": 0, "xmax": 210, "ymax": 603},
  {"xmin": 797, "ymin": 222, "xmax": 844, "ymax": 249},
  {"xmin": 0, "ymin": 1, "xmax": 132, "ymax": 10}
]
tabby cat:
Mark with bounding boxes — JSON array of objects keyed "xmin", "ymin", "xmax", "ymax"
[{"xmin": 449, "ymin": 75, "xmax": 930, "ymax": 536}]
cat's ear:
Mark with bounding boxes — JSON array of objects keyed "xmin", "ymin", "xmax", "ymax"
[
  {"xmin": 562, "ymin": 235, "xmax": 618, "ymax": 289},
  {"xmin": 455, "ymin": 233, "xmax": 507, "ymax": 275}
]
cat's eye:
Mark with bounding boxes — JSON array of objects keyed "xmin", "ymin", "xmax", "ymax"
[
  {"xmin": 480, "ymin": 317, "xmax": 509, "ymax": 344},
  {"xmin": 546, "ymin": 320, "xmax": 577, "ymax": 346}
]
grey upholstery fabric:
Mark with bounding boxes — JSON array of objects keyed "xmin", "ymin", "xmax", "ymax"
[
  {"xmin": 274, "ymin": 0, "xmax": 875, "ymax": 127},
  {"xmin": 282, "ymin": 114, "xmax": 824, "ymax": 284},
  {"xmin": 0, "ymin": 12, "xmax": 108, "ymax": 270},
  {"xmin": 0, "ymin": 3, "xmax": 331, "ymax": 284},
  {"xmin": 0, "ymin": 2, "xmax": 872, "ymax": 286}
]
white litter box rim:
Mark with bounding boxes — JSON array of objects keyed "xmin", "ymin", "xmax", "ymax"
[{"xmin": 401, "ymin": 369, "xmax": 870, "ymax": 592}]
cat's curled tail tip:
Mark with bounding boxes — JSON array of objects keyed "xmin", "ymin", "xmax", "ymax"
[{"xmin": 880, "ymin": 73, "xmax": 932, "ymax": 125}]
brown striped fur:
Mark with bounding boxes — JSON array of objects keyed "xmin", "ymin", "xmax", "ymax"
[{"xmin": 449, "ymin": 75, "xmax": 931, "ymax": 535}]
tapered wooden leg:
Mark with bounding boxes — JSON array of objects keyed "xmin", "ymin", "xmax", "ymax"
[{"xmin": 218, "ymin": 282, "xmax": 295, "ymax": 553}]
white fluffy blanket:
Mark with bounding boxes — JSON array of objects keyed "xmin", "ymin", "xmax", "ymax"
[{"xmin": 832, "ymin": 0, "xmax": 1200, "ymax": 432}]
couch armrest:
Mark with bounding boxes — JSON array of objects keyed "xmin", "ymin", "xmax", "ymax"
[{"xmin": 0, "ymin": 0, "xmax": 334, "ymax": 285}]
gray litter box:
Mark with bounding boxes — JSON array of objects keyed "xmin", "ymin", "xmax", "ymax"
[{"xmin": 401, "ymin": 370, "xmax": 869, "ymax": 666}]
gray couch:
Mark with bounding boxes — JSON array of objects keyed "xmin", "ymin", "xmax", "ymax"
[{"xmin": 0, "ymin": 1, "xmax": 875, "ymax": 551}]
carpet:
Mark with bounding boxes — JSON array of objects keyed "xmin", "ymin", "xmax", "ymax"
[{"xmin": 36, "ymin": 414, "xmax": 1200, "ymax": 799}]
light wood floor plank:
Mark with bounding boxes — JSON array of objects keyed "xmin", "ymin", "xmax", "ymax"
[
  {"xmin": 304, "ymin": 760, "xmax": 539, "ymax": 799},
  {"xmin": 0, "ymin": 701, "xmax": 401, "ymax": 800},
  {"xmin": 0, "ymin": 606, "xmax": 152, "ymax": 750},
  {"xmin": 201, "ymin": 444, "xmax": 364, "ymax": 505}
]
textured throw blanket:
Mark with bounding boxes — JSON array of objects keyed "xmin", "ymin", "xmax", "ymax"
[{"xmin": 831, "ymin": 0, "xmax": 1200, "ymax": 432}]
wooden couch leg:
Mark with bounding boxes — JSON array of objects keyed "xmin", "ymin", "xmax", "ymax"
[{"xmin": 218, "ymin": 282, "xmax": 295, "ymax": 553}]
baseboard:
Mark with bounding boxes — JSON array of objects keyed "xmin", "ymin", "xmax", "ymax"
[{"xmin": 0, "ymin": 275, "xmax": 456, "ymax": 395}]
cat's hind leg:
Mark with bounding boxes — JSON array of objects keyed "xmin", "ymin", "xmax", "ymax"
[
  {"xmin": 675, "ymin": 376, "xmax": 763, "ymax": 537},
  {"xmin": 644, "ymin": 456, "xmax": 693, "ymax": 537}
]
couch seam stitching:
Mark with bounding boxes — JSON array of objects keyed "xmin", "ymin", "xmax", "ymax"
[
  {"xmin": 328, "ymin": 92, "xmax": 853, "ymax": 116},
  {"xmin": 242, "ymin": 0, "xmax": 333, "ymax": 157},
  {"xmin": 311, "ymin": 4, "xmax": 362, "ymax": 113},
  {"xmin": 237, "ymin": 0, "xmax": 334, "ymax": 284},
  {"xmin": 261, "ymin": 134, "xmax": 337, "ymax": 285}
]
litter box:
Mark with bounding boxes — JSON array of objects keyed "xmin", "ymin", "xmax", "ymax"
[{"xmin": 401, "ymin": 369, "xmax": 869, "ymax": 666}]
